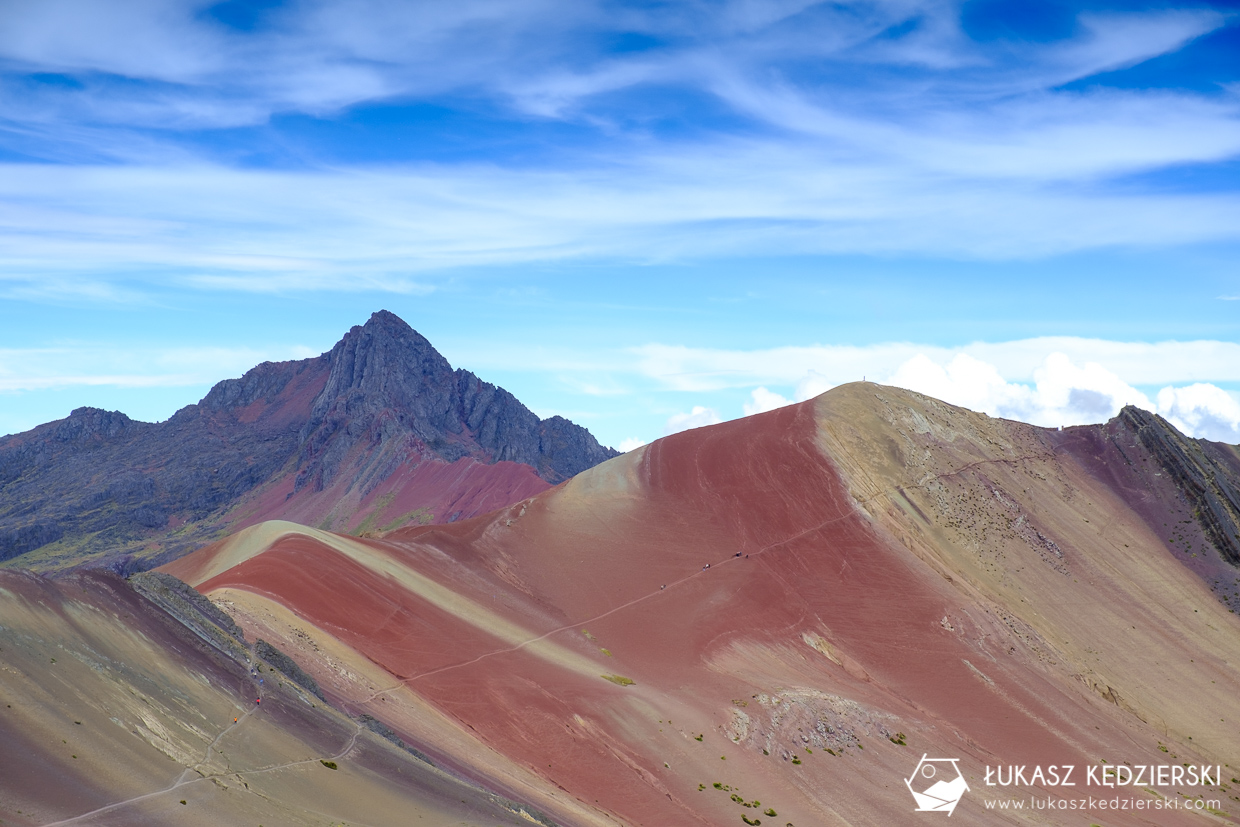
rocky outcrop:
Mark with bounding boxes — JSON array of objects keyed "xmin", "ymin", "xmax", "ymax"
[
  {"xmin": 0, "ymin": 311, "xmax": 617, "ymax": 569},
  {"xmin": 130, "ymin": 570, "xmax": 249, "ymax": 661},
  {"xmin": 1117, "ymin": 406, "xmax": 1240, "ymax": 565},
  {"xmin": 255, "ymin": 638, "xmax": 325, "ymax": 701},
  {"xmin": 0, "ymin": 408, "xmax": 146, "ymax": 487}
]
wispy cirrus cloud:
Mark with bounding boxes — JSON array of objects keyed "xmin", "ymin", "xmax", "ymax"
[
  {"xmin": 1, "ymin": 151, "xmax": 1240, "ymax": 297},
  {"xmin": 0, "ymin": 1, "xmax": 1235, "ymax": 295},
  {"xmin": 0, "ymin": 343, "xmax": 317, "ymax": 393},
  {"xmin": 2, "ymin": 2, "xmax": 1231, "ymax": 151}
]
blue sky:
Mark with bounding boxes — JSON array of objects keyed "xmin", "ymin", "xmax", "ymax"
[{"xmin": 3, "ymin": 0, "xmax": 1240, "ymax": 450}]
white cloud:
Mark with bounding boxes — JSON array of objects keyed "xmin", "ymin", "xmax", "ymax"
[
  {"xmin": 1156, "ymin": 384, "xmax": 1240, "ymax": 444},
  {"xmin": 626, "ymin": 340, "xmax": 1240, "ymax": 444},
  {"xmin": 617, "ymin": 437, "xmax": 646, "ymax": 452},
  {"xmin": 664, "ymin": 406, "xmax": 722, "ymax": 435},
  {"xmin": 887, "ymin": 353, "xmax": 1037, "ymax": 419},
  {"xmin": 877, "ymin": 350, "xmax": 1240, "ymax": 443},
  {"xmin": 795, "ymin": 370, "xmax": 835, "ymax": 402},
  {"xmin": 743, "ymin": 386, "xmax": 792, "ymax": 416},
  {"xmin": 885, "ymin": 351, "xmax": 1154, "ymax": 428}
]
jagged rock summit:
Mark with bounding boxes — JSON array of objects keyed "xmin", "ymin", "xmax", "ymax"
[
  {"xmin": 0, "ymin": 311, "xmax": 618, "ymax": 571},
  {"xmin": 294, "ymin": 310, "xmax": 615, "ymax": 491}
]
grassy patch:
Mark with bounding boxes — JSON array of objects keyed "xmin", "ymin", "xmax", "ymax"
[
  {"xmin": 350, "ymin": 495, "xmax": 395, "ymax": 536},
  {"xmin": 380, "ymin": 506, "xmax": 433, "ymax": 532},
  {"xmin": 601, "ymin": 674, "xmax": 635, "ymax": 686},
  {"xmin": 320, "ymin": 760, "xmax": 338, "ymax": 770}
]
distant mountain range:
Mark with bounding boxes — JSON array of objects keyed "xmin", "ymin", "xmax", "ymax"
[{"xmin": 0, "ymin": 310, "xmax": 617, "ymax": 572}]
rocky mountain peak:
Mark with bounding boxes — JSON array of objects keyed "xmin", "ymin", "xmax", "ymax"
[
  {"xmin": 306, "ymin": 310, "xmax": 455, "ymax": 431},
  {"xmin": 329, "ymin": 310, "xmax": 453, "ymax": 392},
  {"xmin": 297, "ymin": 310, "xmax": 618, "ymax": 490},
  {"xmin": 0, "ymin": 311, "xmax": 618, "ymax": 569}
]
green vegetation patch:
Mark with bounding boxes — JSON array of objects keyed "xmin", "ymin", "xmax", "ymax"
[
  {"xmin": 380, "ymin": 506, "xmax": 433, "ymax": 532},
  {"xmin": 351, "ymin": 494, "xmax": 396, "ymax": 536},
  {"xmin": 601, "ymin": 674, "xmax": 635, "ymax": 686},
  {"xmin": 320, "ymin": 759, "xmax": 338, "ymax": 770}
]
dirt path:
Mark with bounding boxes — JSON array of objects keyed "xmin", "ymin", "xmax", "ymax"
[{"xmin": 41, "ymin": 677, "xmax": 364, "ymax": 826}]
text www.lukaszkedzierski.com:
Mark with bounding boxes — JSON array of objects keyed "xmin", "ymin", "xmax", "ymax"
[{"xmin": 984, "ymin": 796, "xmax": 1221, "ymax": 812}]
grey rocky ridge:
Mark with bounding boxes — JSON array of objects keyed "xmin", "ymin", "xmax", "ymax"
[{"xmin": 0, "ymin": 310, "xmax": 618, "ymax": 571}]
